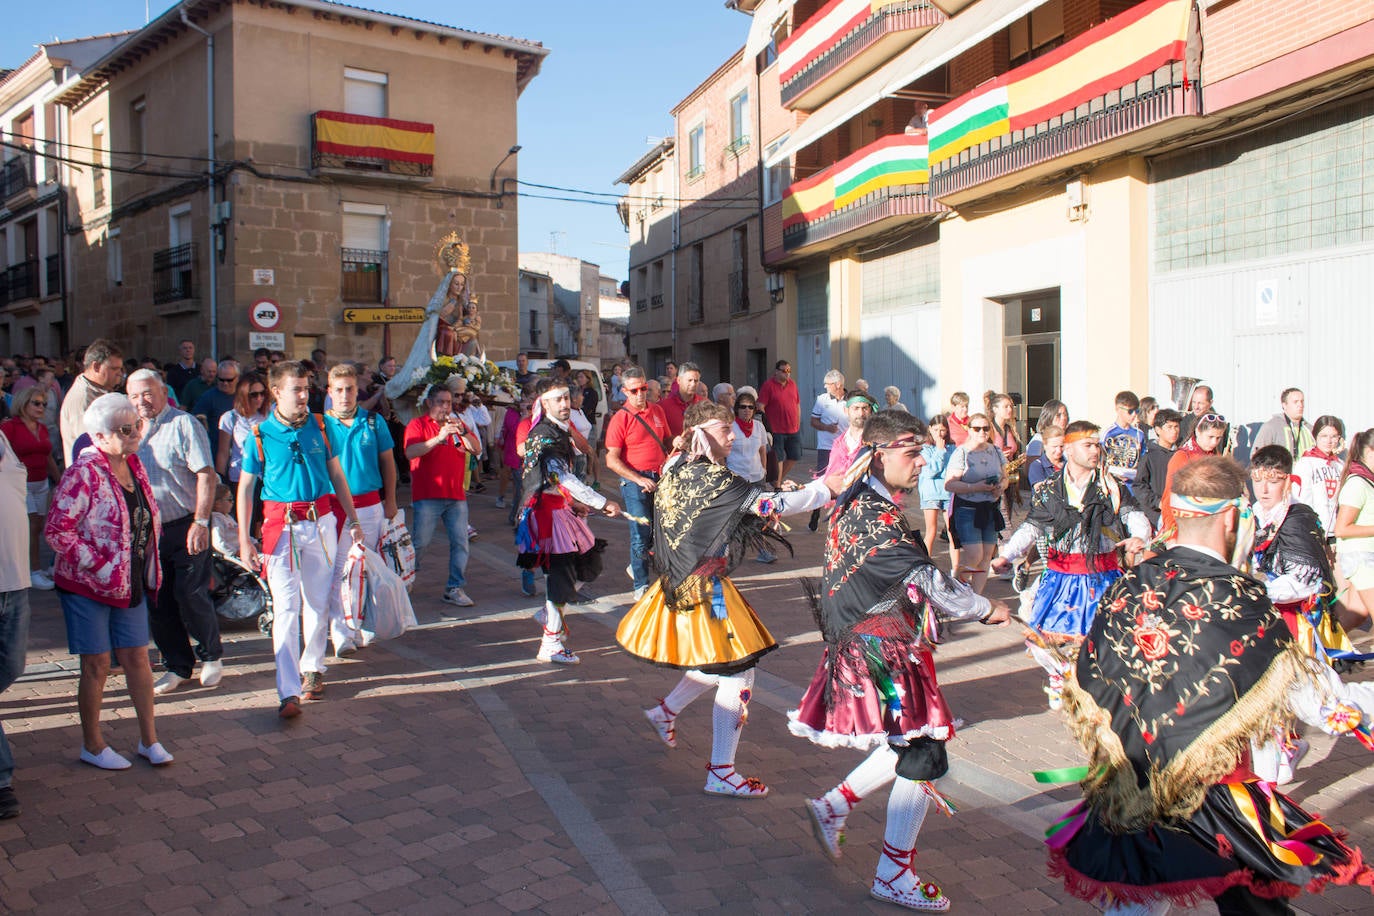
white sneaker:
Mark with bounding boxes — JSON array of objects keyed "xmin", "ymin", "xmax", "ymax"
[
  {"xmin": 536, "ymin": 646, "xmax": 580, "ymax": 665},
  {"xmin": 80, "ymin": 747, "xmax": 132, "ymax": 770},
  {"xmin": 153, "ymin": 672, "xmax": 185, "ymax": 696},
  {"xmin": 443, "ymin": 587, "xmax": 475, "ymax": 607},
  {"xmin": 29, "ymin": 570, "xmax": 54, "ymax": 590},
  {"xmin": 199, "ymin": 660, "xmax": 224, "ymax": 688},
  {"xmin": 467, "ymin": 526, "xmax": 478, "ymax": 540},
  {"xmin": 495, "ymin": 496, "xmax": 506, "ymax": 508},
  {"xmin": 633, "ymin": 586, "xmax": 647, "ymax": 601},
  {"xmin": 625, "ymin": 564, "xmax": 634, "ymax": 581},
  {"xmin": 756, "ymin": 550, "xmax": 776, "ymax": 564},
  {"xmin": 137, "ymin": 741, "xmax": 175, "ymax": 766}
]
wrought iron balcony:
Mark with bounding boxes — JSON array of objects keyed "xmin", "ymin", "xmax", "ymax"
[
  {"xmin": 153, "ymin": 243, "xmax": 199, "ymax": 305},
  {"xmin": 926, "ymin": 0, "xmax": 1199, "ymax": 199},
  {"xmin": 635, "ymin": 297, "xmax": 648, "ymax": 312},
  {"xmin": 781, "ymin": 134, "xmax": 941, "ymax": 253},
  {"xmin": 650, "ymin": 293, "xmax": 664, "ymax": 308},
  {"xmin": 1, "ymin": 153, "xmax": 36, "ymax": 204},
  {"xmin": 779, "ymin": 0, "xmax": 942, "ymax": 111},
  {"xmin": 311, "ymin": 111, "xmax": 435, "ymax": 181},
  {"xmin": 4, "ymin": 260, "xmax": 40, "ymax": 303}
]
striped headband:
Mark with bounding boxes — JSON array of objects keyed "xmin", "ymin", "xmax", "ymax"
[
  {"xmin": 688, "ymin": 419, "xmax": 730, "ymax": 460},
  {"xmin": 1168, "ymin": 493, "xmax": 1242, "ymax": 518},
  {"xmin": 1063, "ymin": 429, "xmax": 1099, "ymax": 445}
]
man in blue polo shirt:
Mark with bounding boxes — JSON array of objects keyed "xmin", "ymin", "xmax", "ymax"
[
  {"xmin": 239, "ymin": 362, "xmax": 364, "ymax": 719},
  {"xmin": 324, "ymin": 363, "xmax": 398, "ymax": 658}
]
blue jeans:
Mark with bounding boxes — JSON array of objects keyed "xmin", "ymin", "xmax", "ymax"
[
  {"xmin": 620, "ymin": 477, "xmax": 656, "ymax": 591},
  {"xmin": 0, "ymin": 589, "xmax": 31, "ymax": 789},
  {"xmin": 412, "ymin": 499, "xmax": 470, "ymax": 590}
]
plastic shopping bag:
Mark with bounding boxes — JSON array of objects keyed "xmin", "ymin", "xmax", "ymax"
[
  {"xmin": 379, "ymin": 511, "xmax": 417, "ymax": 591},
  {"xmin": 341, "ymin": 544, "xmax": 418, "ymax": 642}
]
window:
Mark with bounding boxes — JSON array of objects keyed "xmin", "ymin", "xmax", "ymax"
[
  {"xmin": 106, "ymin": 227, "xmax": 121, "ymax": 288},
  {"xmin": 528, "ymin": 276, "xmax": 539, "ymax": 293},
  {"xmin": 687, "ymin": 123, "xmax": 705, "ymax": 181},
  {"xmin": 1008, "ymin": 0, "xmax": 1064, "ymax": 67},
  {"xmin": 528, "ymin": 309, "xmax": 541, "ymax": 347},
  {"xmin": 343, "ymin": 67, "xmax": 388, "ymax": 118},
  {"xmin": 728, "ymin": 91, "xmax": 750, "ymax": 154},
  {"xmin": 91, "ymin": 121, "xmax": 105, "ymax": 209},
  {"xmin": 762, "ymin": 136, "xmax": 791, "ymax": 206},
  {"xmin": 130, "ymin": 97, "xmax": 147, "ymax": 160},
  {"xmin": 650, "ymin": 260, "xmax": 664, "ymax": 308},
  {"xmin": 688, "ymin": 244, "xmax": 704, "ymax": 324},
  {"xmin": 730, "ymin": 228, "xmax": 749, "ymax": 315},
  {"xmin": 636, "ymin": 266, "xmax": 648, "ymax": 312},
  {"xmin": 341, "ymin": 202, "xmax": 388, "ymax": 302},
  {"xmin": 169, "ymin": 203, "xmax": 193, "ymax": 249}
]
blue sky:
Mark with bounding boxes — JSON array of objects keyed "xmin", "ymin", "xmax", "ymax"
[{"xmin": 3, "ymin": 0, "xmax": 748, "ymax": 281}]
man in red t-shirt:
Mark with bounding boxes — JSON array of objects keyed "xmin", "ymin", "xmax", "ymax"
[
  {"xmin": 757, "ymin": 359, "xmax": 801, "ymax": 482},
  {"xmin": 657, "ymin": 361, "xmax": 706, "ymax": 439},
  {"xmin": 404, "ymin": 386, "xmax": 482, "ymax": 608},
  {"xmin": 605, "ymin": 367, "xmax": 672, "ymax": 598}
]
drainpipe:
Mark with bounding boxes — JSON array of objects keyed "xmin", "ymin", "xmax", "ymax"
[
  {"xmin": 670, "ymin": 146, "xmax": 679, "ymax": 358},
  {"xmin": 180, "ymin": 6, "xmax": 219, "ymax": 358}
]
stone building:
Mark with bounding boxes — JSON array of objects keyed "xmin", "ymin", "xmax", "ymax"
[
  {"xmin": 51, "ymin": 0, "xmax": 544, "ymax": 364},
  {"xmin": 517, "ymin": 251, "xmax": 604, "ymax": 361},
  {"xmin": 517, "ymin": 267, "xmax": 553, "ymax": 357},
  {"xmin": 0, "ymin": 33, "xmax": 131, "ymax": 358}
]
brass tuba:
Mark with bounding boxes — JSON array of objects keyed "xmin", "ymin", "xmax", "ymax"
[{"xmin": 1165, "ymin": 373, "xmax": 1201, "ymax": 412}]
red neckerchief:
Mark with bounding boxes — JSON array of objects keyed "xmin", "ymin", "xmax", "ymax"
[
  {"xmin": 735, "ymin": 417, "xmax": 754, "ymax": 438},
  {"xmin": 1179, "ymin": 437, "xmax": 1216, "ymax": 457},
  {"xmin": 1301, "ymin": 445, "xmax": 1339, "ymax": 465}
]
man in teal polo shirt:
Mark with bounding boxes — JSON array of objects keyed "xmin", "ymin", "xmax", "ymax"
[
  {"xmin": 324, "ymin": 364, "xmax": 399, "ymax": 658},
  {"xmin": 239, "ymin": 362, "xmax": 364, "ymax": 719}
]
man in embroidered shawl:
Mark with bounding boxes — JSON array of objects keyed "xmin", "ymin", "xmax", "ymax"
[
  {"xmin": 789, "ymin": 410, "xmax": 1011, "ymax": 912},
  {"xmin": 1050, "ymin": 457, "xmax": 1374, "ymax": 916},
  {"xmin": 993, "ymin": 420, "xmax": 1151, "ymax": 710},
  {"xmin": 516, "ymin": 379, "xmax": 622, "ymax": 665},
  {"xmin": 1247, "ymin": 444, "xmax": 1373, "ymax": 785},
  {"xmin": 617, "ymin": 401, "xmax": 833, "ymax": 798}
]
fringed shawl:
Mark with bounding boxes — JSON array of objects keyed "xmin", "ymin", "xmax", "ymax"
[
  {"xmin": 1063, "ymin": 546, "xmax": 1309, "ymax": 832},
  {"xmin": 650, "ymin": 456, "xmax": 790, "ymax": 609}
]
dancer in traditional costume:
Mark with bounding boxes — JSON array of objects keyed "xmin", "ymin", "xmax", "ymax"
[
  {"xmin": 993, "ymin": 421, "xmax": 1150, "ymax": 710},
  {"xmin": 516, "ymin": 380, "xmax": 622, "ymax": 664},
  {"xmin": 617, "ymin": 401, "xmax": 832, "ymax": 798},
  {"xmin": 1050, "ymin": 457, "xmax": 1374, "ymax": 916},
  {"xmin": 790, "ymin": 410, "xmax": 1011, "ymax": 912},
  {"xmin": 1247, "ymin": 444, "xmax": 1374, "ymax": 784}
]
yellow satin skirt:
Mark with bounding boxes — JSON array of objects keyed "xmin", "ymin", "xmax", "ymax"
[{"xmin": 616, "ymin": 577, "xmax": 777, "ymax": 675}]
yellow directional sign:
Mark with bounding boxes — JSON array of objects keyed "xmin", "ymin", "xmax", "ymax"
[{"xmin": 342, "ymin": 307, "xmax": 426, "ymax": 324}]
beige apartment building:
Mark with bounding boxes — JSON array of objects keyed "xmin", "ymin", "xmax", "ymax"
[
  {"xmin": 52, "ymin": 0, "xmax": 544, "ymax": 364},
  {"xmin": 618, "ymin": 45, "xmax": 798, "ymax": 391},
  {"xmin": 696, "ymin": 0, "xmax": 1374, "ymax": 438}
]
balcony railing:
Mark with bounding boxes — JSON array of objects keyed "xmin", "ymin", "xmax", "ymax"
[
  {"xmin": 45, "ymin": 253, "xmax": 60, "ymax": 297},
  {"xmin": 927, "ymin": 0, "xmax": 1198, "ymax": 198},
  {"xmin": 311, "ymin": 111, "xmax": 435, "ymax": 180},
  {"xmin": 635, "ymin": 297, "xmax": 648, "ymax": 312},
  {"xmin": 779, "ymin": 0, "xmax": 942, "ymax": 110},
  {"xmin": 341, "ymin": 248, "xmax": 387, "ymax": 303},
  {"xmin": 4, "ymin": 260, "xmax": 40, "ymax": 303},
  {"xmin": 781, "ymin": 134, "xmax": 940, "ymax": 252},
  {"xmin": 153, "ymin": 243, "xmax": 198, "ymax": 305},
  {"xmin": 729, "ymin": 269, "xmax": 750, "ymax": 315},
  {"xmin": 650, "ymin": 293, "xmax": 664, "ymax": 308},
  {"xmin": 1, "ymin": 153, "xmax": 36, "ymax": 202}
]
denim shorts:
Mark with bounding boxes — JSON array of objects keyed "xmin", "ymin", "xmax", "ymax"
[
  {"xmin": 59, "ymin": 591, "xmax": 149, "ymax": 655},
  {"xmin": 951, "ymin": 499, "xmax": 1002, "ymax": 546},
  {"xmin": 920, "ymin": 498, "xmax": 947, "ymax": 511}
]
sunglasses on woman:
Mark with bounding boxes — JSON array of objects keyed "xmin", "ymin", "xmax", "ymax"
[{"xmin": 969, "ymin": 425, "xmax": 991, "ymax": 432}]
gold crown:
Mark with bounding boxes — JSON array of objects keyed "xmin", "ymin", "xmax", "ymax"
[{"xmin": 436, "ymin": 232, "xmax": 471, "ymax": 275}]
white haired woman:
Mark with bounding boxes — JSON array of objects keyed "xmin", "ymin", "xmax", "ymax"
[
  {"xmin": 882, "ymin": 386, "xmax": 909, "ymax": 413},
  {"xmin": 45, "ymin": 393, "xmax": 172, "ymax": 770}
]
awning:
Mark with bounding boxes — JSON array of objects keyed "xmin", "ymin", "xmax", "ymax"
[
  {"xmin": 764, "ymin": 0, "xmax": 1052, "ymax": 167},
  {"xmin": 745, "ymin": 0, "xmax": 796, "ymax": 61}
]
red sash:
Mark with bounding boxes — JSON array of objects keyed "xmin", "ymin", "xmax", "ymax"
[
  {"xmin": 352, "ymin": 489, "xmax": 381, "ymax": 509},
  {"xmin": 262, "ymin": 495, "xmax": 338, "ymax": 556},
  {"xmin": 1046, "ymin": 551, "xmax": 1121, "ymax": 575}
]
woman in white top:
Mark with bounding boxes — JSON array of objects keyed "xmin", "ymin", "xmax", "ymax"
[
  {"xmin": 942, "ymin": 413, "xmax": 1007, "ymax": 594},
  {"xmin": 727, "ymin": 391, "xmax": 776, "ymax": 563},
  {"xmin": 1294, "ymin": 415, "xmax": 1346, "ymax": 536},
  {"xmin": 215, "ymin": 374, "xmax": 268, "ymax": 484}
]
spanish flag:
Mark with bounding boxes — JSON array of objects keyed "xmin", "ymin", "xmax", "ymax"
[{"xmin": 313, "ymin": 111, "xmax": 435, "ymax": 166}]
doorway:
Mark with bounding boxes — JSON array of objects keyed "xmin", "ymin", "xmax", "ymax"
[{"xmin": 1001, "ymin": 290, "xmax": 1060, "ymax": 441}]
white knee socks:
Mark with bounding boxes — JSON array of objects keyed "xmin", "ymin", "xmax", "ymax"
[
  {"xmin": 541, "ymin": 602, "xmax": 565, "ymax": 649},
  {"xmin": 662, "ymin": 669, "xmax": 719, "ymax": 717},
  {"xmin": 709, "ymin": 670, "xmax": 755, "ymax": 767},
  {"xmin": 876, "ymin": 778, "xmax": 931, "ymax": 882},
  {"xmin": 820, "ymin": 743, "xmax": 899, "ymax": 818}
]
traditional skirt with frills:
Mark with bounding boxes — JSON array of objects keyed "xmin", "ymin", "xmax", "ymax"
[
  {"xmin": 787, "ymin": 638, "xmax": 957, "ymax": 751},
  {"xmin": 1048, "ymin": 781, "xmax": 1374, "ymax": 907},
  {"xmin": 1028, "ymin": 552, "xmax": 1122, "ymax": 638},
  {"xmin": 615, "ymin": 577, "xmax": 776, "ymax": 676},
  {"xmin": 516, "ymin": 494, "xmax": 597, "ymax": 605}
]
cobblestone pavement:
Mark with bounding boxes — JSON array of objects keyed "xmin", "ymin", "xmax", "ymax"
[{"xmin": 3, "ymin": 472, "xmax": 1372, "ymax": 914}]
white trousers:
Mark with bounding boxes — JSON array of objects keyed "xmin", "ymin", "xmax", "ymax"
[
  {"xmin": 265, "ymin": 514, "xmax": 338, "ymax": 700},
  {"xmin": 328, "ymin": 501, "xmax": 386, "ymax": 650}
]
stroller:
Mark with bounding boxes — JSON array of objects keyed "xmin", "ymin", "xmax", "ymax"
[{"xmin": 211, "ymin": 550, "xmax": 274, "ymax": 635}]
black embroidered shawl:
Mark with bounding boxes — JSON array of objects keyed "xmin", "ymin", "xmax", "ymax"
[
  {"xmin": 1025, "ymin": 468, "xmax": 1136, "ymax": 564},
  {"xmin": 651, "ymin": 456, "xmax": 790, "ymax": 609},
  {"xmin": 520, "ymin": 418, "xmax": 575, "ymax": 497},
  {"xmin": 1253, "ymin": 502, "xmax": 1335, "ymax": 604},
  {"xmin": 1064, "ymin": 547, "xmax": 1307, "ymax": 832}
]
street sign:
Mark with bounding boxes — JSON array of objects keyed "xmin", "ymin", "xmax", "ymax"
[
  {"xmin": 250, "ymin": 298, "xmax": 281, "ymax": 331},
  {"xmin": 253, "ymin": 268, "xmax": 275, "ymax": 285},
  {"xmin": 342, "ymin": 307, "xmax": 426, "ymax": 324},
  {"xmin": 250, "ymin": 332, "xmax": 285, "ymax": 351}
]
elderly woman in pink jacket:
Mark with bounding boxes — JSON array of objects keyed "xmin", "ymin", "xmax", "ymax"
[{"xmin": 46, "ymin": 393, "xmax": 172, "ymax": 770}]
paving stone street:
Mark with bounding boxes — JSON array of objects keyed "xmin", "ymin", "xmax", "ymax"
[{"xmin": 2, "ymin": 475, "xmax": 1372, "ymax": 914}]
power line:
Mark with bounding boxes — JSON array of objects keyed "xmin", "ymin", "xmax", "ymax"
[{"xmin": 518, "ymin": 178, "xmax": 760, "ymax": 206}]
